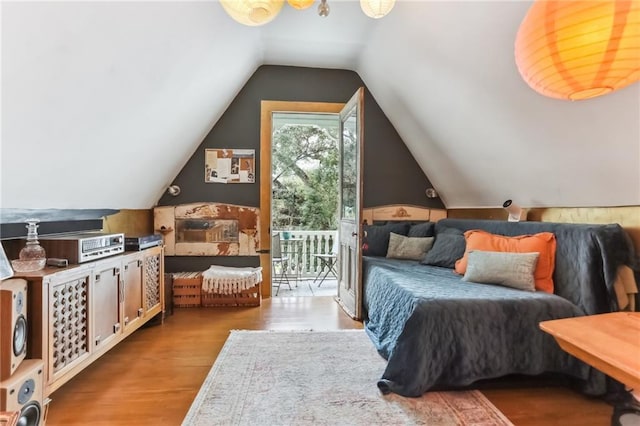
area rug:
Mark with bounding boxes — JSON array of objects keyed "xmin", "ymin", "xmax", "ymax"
[{"xmin": 182, "ymin": 330, "xmax": 513, "ymax": 426}]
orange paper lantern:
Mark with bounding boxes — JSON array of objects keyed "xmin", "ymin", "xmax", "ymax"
[
  {"xmin": 515, "ymin": 1, "xmax": 640, "ymax": 100},
  {"xmin": 287, "ymin": 0, "xmax": 315, "ymax": 10}
]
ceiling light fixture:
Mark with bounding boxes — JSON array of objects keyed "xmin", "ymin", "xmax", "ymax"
[
  {"xmin": 318, "ymin": 0, "xmax": 330, "ymax": 17},
  {"xmin": 360, "ymin": 0, "xmax": 396, "ymax": 19},
  {"xmin": 288, "ymin": 0, "xmax": 315, "ymax": 10},
  {"xmin": 515, "ymin": 0, "xmax": 640, "ymax": 101},
  {"xmin": 220, "ymin": 0, "xmax": 395, "ymax": 26},
  {"xmin": 220, "ymin": 0, "xmax": 285, "ymax": 26}
]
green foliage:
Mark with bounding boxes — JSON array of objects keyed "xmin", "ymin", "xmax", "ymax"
[{"xmin": 272, "ymin": 124, "xmax": 338, "ymax": 231}]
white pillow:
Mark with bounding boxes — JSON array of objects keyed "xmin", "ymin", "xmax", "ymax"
[
  {"xmin": 386, "ymin": 232, "xmax": 434, "ymax": 261},
  {"xmin": 462, "ymin": 250, "xmax": 539, "ymax": 291}
]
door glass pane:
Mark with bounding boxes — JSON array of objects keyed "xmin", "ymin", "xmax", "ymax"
[{"xmin": 341, "ymin": 107, "xmax": 357, "ymax": 220}]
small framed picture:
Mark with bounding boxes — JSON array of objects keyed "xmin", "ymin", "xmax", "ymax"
[
  {"xmin": 205, "ymin": 149, "xmax": 255, "ymax": 184},
  {"xmin": 0, "ymin": 243, "xmax": 14, "ymax": 280}
]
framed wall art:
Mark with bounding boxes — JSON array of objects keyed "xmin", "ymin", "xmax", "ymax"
[{"xmin": 205, "ymin": 149, "xmax": 255, "ymax": 184}]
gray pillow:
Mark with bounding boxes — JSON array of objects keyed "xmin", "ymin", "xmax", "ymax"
[
  {"xmin": 420, "ymin": 227, "xmax": 466, "ymax": 268},
  {"xmin": 462, "ymin": 250, "xmax": 539, "ymax": 292},
  {"xmin": 386, "ymin": 233, "xmax": 434, "ymax": 261},
  {"xmin": 407, "ymin": 222, "xmax": 435, "ymax": 238}
]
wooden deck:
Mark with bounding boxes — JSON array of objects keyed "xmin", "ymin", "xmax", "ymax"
[{"xmin": 272, "ymin": 278, "xmax": 337, "ymax": 297}]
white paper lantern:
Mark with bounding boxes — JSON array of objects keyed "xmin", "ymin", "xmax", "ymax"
[
  {"xmin": 220, "ymin": 0, "xmax": 285, "ymax": 26},
  {"xmin": 360, "ymin": 0, "xmax": 395, "ymax": 19}
]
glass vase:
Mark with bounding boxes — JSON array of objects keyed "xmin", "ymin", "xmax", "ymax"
[
  {"xmin": 19, "ymin": 219, "xmax": 46, "ymax": 261},
  {"xmin": 11, "ymin": 219, "xmax": 47, "ymax": 272}
]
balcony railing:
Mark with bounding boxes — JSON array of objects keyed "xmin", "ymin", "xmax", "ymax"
[{"xmin": 274, "ymin": 230, "xmax": 337, "ymax": 279}]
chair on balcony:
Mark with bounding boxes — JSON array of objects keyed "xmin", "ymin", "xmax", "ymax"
[
  {"xmin": 271, "ymin": 232, "xmax": 291, "ymax": 296},
  {"xmin": 313, "ymin": 238, "xmax": 338, "ymax": 287}
]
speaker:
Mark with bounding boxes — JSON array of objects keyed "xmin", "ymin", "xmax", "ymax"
[
  {"xmin": 0, "ymin": 359, "xmax": 44, "ymax": 426},
  {"xmin": 0, "ymin": 279, "xmax": 28, "ymax": 380}
]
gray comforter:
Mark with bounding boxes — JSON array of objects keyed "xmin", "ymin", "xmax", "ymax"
[
  {"xmin": 363, "ymin": 219, "xmax": 637, "ymax": 397},
  {"xmin": 363, "ymin": 257, "xmax": 594, "ymax": 397}
]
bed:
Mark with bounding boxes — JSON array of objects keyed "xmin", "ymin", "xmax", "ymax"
[{"xmin": 362, "ymin": 218, "xmax": 638, "ymax": 397}]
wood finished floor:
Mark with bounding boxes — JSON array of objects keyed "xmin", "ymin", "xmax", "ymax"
[{"xmin": 45, "ymin": 297, "xmax": 612, "ymax": 426}]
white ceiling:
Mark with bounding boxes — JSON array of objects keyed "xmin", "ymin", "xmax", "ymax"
[{"xmin": 1, "ymin": 0, "xmax": 639, "ymax": 210}]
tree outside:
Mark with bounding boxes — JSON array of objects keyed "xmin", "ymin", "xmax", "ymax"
[{"xmin": 272, "ymin": 122, "xmax": 338, "ymax": 231}]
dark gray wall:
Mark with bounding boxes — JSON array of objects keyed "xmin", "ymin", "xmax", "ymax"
[{"xmin": 157, "ymin": 65, "xmax": 443, "ymax": 272}]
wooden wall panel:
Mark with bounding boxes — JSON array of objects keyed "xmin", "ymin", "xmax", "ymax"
[
  {"xmin": 153, "ymin": 206, "xmax": 175, "ymax": 255},
  {"xmin": 447, "ymin": 208, "xmax": 505, "ymax": 221},
  {"xmin": 362, "ymin": 205, "xmax": 446, "ymax": 224},
  {"xmin": 529, "ymin": 207, "xmax": 640, "ymax": 252},
  {"xmin": 154, "ymin": 203, "xmax": 259, "ymax": 256},
  {"xmin": 448, "ymin": 206, "xmax": 640, "ymax": 252},
  {"xmin": 102, "ymin": 210, "xmax": 153, "ymax": 236}
]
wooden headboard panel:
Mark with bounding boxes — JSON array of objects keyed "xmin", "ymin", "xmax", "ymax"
[
  {"xmin": 362, "ymin": 205, "xmax": 446, "ymax": 224},
  {"xmin": 154, "ymin": 203, "xmax": 259, "ymax": 256}
]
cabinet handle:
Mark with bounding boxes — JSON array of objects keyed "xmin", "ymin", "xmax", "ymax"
[
  {"xmin": 95, "ymin": 274, "xmax": 101, "ymax": 282},
  {"xmin": 113, "ymin": 323, "xmax": 121, "ymax": 333},
  {"xmin": 95, "ymin": 335, "xmax": 101, "ymax": 346},
  {"xmin": 124, "ymin": 317, "xmax": 129, "ymax": 325},
  {"xmin": 113, "ymin": 267, "xmax": 120, "ymax": 276},
  {"xmin": 138, "ymin": 308, "xmax": 144, "ymax": 317},
  {"xmin": 137, "ymin": 260, "xmax": 142, "ymax": 267}
]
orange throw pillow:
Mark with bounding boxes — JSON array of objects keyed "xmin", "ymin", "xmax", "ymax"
[{"xmin": 454, "ymin": 230, "xmax": 556, "ymax": 293}]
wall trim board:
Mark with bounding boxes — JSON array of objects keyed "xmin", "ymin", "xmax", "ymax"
[
  {"xmin": 0, "ymin": 208, "xmax": 118, "ymax": 224},
  {"xmin": 0, "ymin": 219, "xmax": 104, "ymax": 240}
]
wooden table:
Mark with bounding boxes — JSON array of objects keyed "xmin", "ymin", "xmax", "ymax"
[
  {"xmin": 540, "ymin": 312, "xmax": 640, "ymax": 425},
  {"xmin": 540, "ymin": 312, "xmax": 640, "ymax": 390}
]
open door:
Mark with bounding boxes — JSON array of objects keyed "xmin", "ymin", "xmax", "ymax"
[
  {"xmin": 336, "ymin": 88, "xmax": 364, "ymax": 319},
  {"xmin": 259, "ymin": 101, "xmax": 344, "ymax": 298}
]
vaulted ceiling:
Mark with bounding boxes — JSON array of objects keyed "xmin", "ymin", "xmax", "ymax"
[{"xmin": 2, "ymin": 1, "xmax": 638, "ymax": 210}]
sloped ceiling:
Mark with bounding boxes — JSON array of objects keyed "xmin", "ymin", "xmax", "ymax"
[{"xmin": 1, "ymin": 1, "xmax": 638, "ymax": 210}]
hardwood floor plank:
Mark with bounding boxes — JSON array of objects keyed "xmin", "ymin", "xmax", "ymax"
[
  {"xmin": 482, "ymin": 387, "xmax": 611, "ymax": 426},
  {"xmin": 44, "ymin": 297, "xmax": 612, "ymax": 425}
]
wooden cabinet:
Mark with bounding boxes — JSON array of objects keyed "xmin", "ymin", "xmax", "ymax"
[
  {"xmin": 121, "ymin": 246, "xmax": 163, "ymax": 333},
  {"xmin": 17, "ymin": 247, "xmax": 164, "ymax": 397},
  {"xmin": 142, "ymin": 246, "xmax": 163, "ymax": 317},
  {"xmin": 122, "ymin": 254, "xmax": 144, "ymax": 333},
  {"xmin": 92, "ymin": 257, "xmax": 122, "ymax": 351},
  {"xmin": 46, "ymin": 265, "xmax": 91, "ymax": 385}
]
